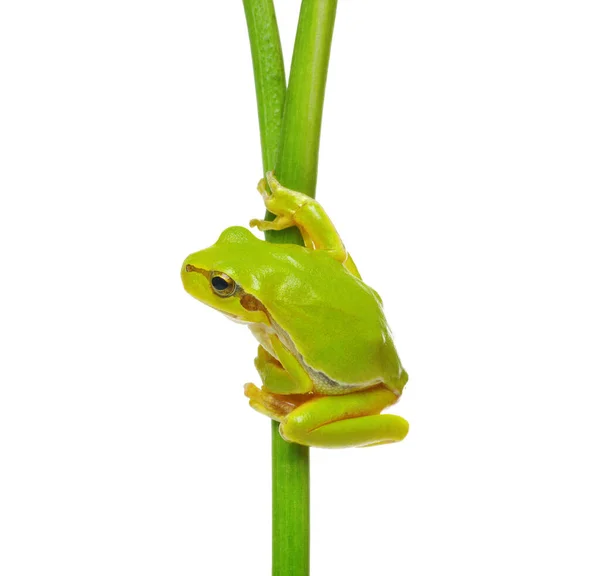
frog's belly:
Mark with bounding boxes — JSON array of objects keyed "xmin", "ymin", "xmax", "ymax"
[{"xmin": 248, "ymin": 324, "xmax": 378, "ymax": 395}]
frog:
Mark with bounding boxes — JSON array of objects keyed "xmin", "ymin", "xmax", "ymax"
[{"xmin": 181, "ymin": 172, "xmax": 409, "ymax": 448}]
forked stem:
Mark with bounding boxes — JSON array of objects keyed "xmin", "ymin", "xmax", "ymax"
[{"xmin": 243, "ymin": 1, "xmax": 338, "ymax": 574}]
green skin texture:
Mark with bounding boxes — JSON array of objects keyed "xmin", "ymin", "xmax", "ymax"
[{"xmin": 181, "ymin": 173, "xmax": 409, "ymax": 448}]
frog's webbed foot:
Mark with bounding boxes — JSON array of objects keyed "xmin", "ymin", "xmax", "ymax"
[
  {"xmin": 244, "ymin": 383, "xmax": 306, "ymax": 422},
  {"xmin": 250, "ymin": 172, "xmax": 360, "ymax": 276}
]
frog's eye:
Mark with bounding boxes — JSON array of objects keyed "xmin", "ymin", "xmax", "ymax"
[{"xmin": 210, "ymin": 272, "xmax": 236, "ymax": 297}]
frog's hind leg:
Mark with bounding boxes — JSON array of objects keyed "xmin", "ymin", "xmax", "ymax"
[{"xmin": 279, "ymin": 385, "xmax": 409, "ymax": 448}]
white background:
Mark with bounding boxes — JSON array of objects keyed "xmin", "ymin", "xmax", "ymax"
[{"xmin": 1, "ymin": 1, "xmax": 599, "ymax": 574}]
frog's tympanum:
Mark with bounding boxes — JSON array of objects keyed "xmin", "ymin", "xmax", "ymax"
[{"xmin": 181, "ymin": 172, "xmax": 409, "ymax": 448}]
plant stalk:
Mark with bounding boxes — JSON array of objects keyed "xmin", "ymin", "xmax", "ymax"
[
  {"xmin": 242, "ymin": 0, "xmax": 286, "ymax": 173},
  {"xmin": 275, "ymin": 0, "xmax": 338, "ymax": 198},
  {"xmin": 243, "ymin": 1, "xmax": 338, "ymax": 574}
]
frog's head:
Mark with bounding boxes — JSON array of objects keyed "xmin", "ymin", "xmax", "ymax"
[{"xmin": 181, "ymin": 226, "xmax": 269, "ymax": 324}]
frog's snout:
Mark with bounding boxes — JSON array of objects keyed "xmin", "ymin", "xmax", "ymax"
[
  {"xmin": 183, "ymin": 262, "xmax": 204, "ymax": 275},
  {"xmin": 181, "ymin": 258, "xmax": 209, "ymax": 296},
  {"xmin": 181, "ymin": 259, "xmax": 207, "ymax": 280}
]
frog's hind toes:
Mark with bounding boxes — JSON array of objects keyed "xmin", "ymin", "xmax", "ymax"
[
  {"xmin": 244, "ymin": 383, "xmax": 299, "ymax": 422},
  {"xmin": 243, "ymin": 382, "xmax": 261, "ymax": 399}
]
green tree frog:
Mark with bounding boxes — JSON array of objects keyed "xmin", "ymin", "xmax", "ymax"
[{"xmin": 181, "ymin": 172, "xmax": 409, "ymax": 448}]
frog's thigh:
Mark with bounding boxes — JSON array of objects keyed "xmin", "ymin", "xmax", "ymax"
[
  {"xmin": 254, "ymin": 345, "xmax": 306, "ymax": 394},
  {"xmin": 280, "ymin": 386, "xmax": 409, "ymax": 448}
]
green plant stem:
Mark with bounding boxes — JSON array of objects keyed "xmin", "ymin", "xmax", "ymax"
[
  {"xmin": 275, "ymin": 0, "xmax": 338, "ymax": 199},
  {"xmin": 243, "ymin": 2, "xmax": 309, "ymax": 575},
  {"xmin": 242, "ymin": 0, "xmax": 286, "ymax": 172},
  {"xmin": 271, "ymin": 420, "xmax": 310, "ymax": 576},
  {"xmin": 243, "ymin": 1, "xmax": 338, "ymax": 575}
]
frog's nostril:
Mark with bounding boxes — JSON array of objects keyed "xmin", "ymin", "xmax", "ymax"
[{"xmin": 185, "ymin": 264, "xmax": 193, "ymax": 272}]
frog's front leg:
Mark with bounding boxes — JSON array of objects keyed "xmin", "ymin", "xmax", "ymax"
[
  {"xmin": 253, "ymin": 344, "xmax": 311, "ymax": 395},
  {"xmin": 250, "ymin": 172, "xmax": 360, "ymax": 277},
  {"xmin": 249, "ymin": 177, "xmax": 295, "ymax": 235},
  {"xmin": 244, "ymin": 343, "xmax": 315, "ymax": 421},
  {"xmin": 279, "ymin": 385, "xmax": 409, "ymax": 448}
]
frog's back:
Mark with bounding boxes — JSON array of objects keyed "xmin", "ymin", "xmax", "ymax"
[{"xmin": 255, "ymin": 241, "xmax": 406, "ymax": 392}]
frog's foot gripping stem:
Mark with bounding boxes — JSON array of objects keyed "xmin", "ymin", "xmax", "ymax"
[
  {"xmin": 249, "ymin": 178, "xmax": 293, "ymax": 233},
  {"xmin": 250, "ymin": 172, "xmax": 360, "ymax": 276},
  {"xmin": 244, "ymin": 383, "xmax": 307, "ymax": 422},
  {"xmin": 278, "ymin": 385, "xmax": 409, "ymax": 449}
]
